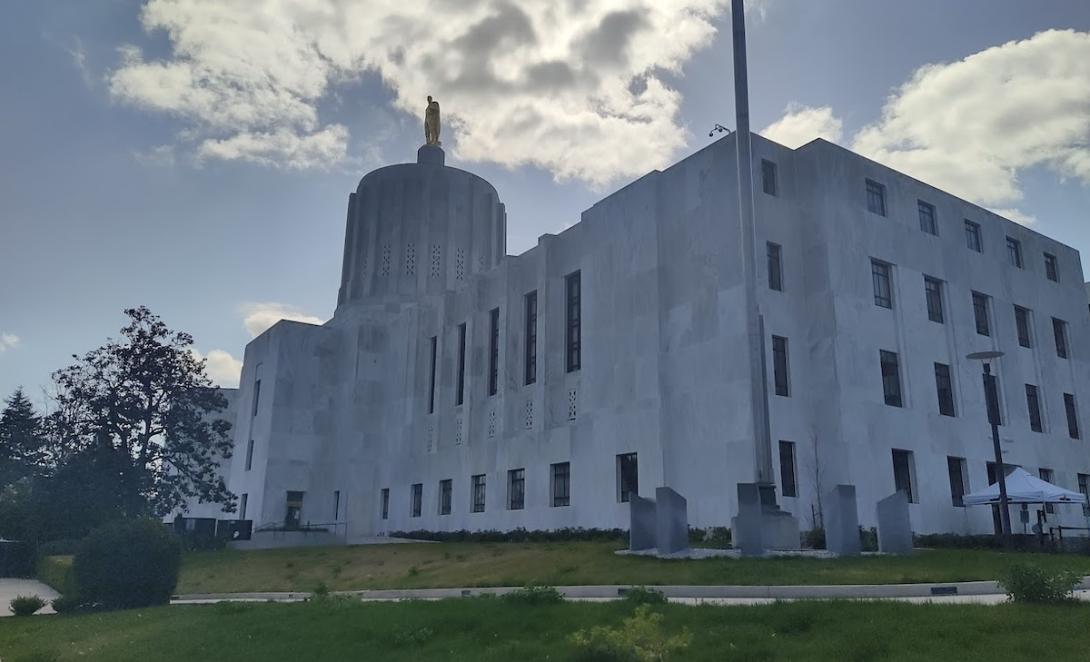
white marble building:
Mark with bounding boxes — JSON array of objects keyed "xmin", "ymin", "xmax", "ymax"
[{"xmin": 220, "ymin": 135, "xmax": 1090, "ymax": 543}]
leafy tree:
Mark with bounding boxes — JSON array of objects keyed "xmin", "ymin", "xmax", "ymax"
[
  {"xmin": 0, "ymin": 388, "xmax": 45, "ymax": 487},
  {"xmin": 50, "ymin": 306, "xmax": 235, "ymax": 518}
]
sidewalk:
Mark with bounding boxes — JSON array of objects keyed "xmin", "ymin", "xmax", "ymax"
[{"xmin": 0, "ymin": 578, "xmax": 59, "ymax": 616}]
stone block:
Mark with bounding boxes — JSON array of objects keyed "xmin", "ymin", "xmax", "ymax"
[
  {"xmin": 629, "ymin": 495, "xmax": 657, "ymax": 551},
  {"xmin": 876, "ymin": 491, "xmax": 913, "ymax": 554},
  {"xmin": 732, "ymin": 483, "xmax": 764, "ymax": 556},
  {"xmin": 655, "ymin": 487, "xmax": 689, "ymax": 554},
  {"xmin": 825, "ymin": 484, "xmax": 861, "ymax": 556}
]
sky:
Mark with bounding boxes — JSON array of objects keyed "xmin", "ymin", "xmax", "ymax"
[{"xmin": 1, "ymin": 0, "xmax": 1089, "ymax": 406}]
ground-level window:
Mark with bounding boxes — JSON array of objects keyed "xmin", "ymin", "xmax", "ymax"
[
  {"xmin": 551, "ymin": 462, "xmax": 570, "ymax": 507},
  {"xmin": 508, "ymin": 468, "xmax": 525, "ymax": 510},
  {"xmin": 381, "ymin": 488, "xmax": 389, "ymax": 520},
  {"xmin": 410, "ymin": 483, "xmax": 422, "ymax": 517},
  {"xmin": 285, "ymin": 491, "xmax": 304, "ymax": 529},
  {"xmin": 471, "ymin": 474, "xmax": 486, "ymax": 513},
  {"xmin": 778, "ymin": 440, "xmax": 797, "ymax": 498},
  {"xmin": 947, "ymin": 457, "xmax": 967, "ymax": 507},
  {"xmin": 439, "ymin": 479, "xmax": 452, "ymax": 515},
  {"xmin": 891, "ymin": 449, "xmax": 916, "ymax": 503},
  {"xmin": 617, "ymin": 453, "xmax": 638, "ymax": 503},
  {"xmin": 333, "ymin": 490, "xmax": 341, "ymax": 520}
]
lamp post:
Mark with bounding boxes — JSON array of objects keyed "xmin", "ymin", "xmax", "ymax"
[{"xmin": 967, "ymin": 350, "xmax": 1012, "ymax": 548}]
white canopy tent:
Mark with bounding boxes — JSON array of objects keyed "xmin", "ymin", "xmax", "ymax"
[{"xmin": 963, "ymin": 467, "xmax": 1087, "ymax": 506}]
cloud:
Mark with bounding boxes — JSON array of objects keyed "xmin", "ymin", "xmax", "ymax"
[
  {"xmin": 760, "ymin": 104, "xmax": 843, "ymax": 149},
  {"xmin": 241, "ymin": 302, "xmax": 323, "ymax": 338},
  {"xmin": 190, "ymin": 348, "xmax": 243, "ymax": 388},
  {"xmin": 0, "ymin": 333, "xmax": 19, "ymax": 353},
  {"xmin": 107, "ymin": 0, "xmax": 745, "ymax": 185},
  {"xmin": 133, "ymin": 144, "xmax": 176, "ymax": 167}
]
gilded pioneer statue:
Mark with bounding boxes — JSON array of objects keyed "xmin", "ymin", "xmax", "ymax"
[{"xmin": 424, "ymin": 96, "xmax": 441, "ymax": 146}]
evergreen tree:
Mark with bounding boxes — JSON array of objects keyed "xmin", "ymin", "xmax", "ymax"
[{"xmin": 0, "ymin": 388, "xmax": 44, "ymax": 487}]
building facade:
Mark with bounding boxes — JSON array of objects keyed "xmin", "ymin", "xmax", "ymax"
[{"xmin": 222, "ymin": 136, "xmax": 1090, "ymax": 543}]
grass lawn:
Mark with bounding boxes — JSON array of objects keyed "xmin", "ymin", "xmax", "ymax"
[
  {"xmin": 2, "ymin": 597, "xmax": 1089, "ymax": 661},
  {"xmin": 136, "ymin": 541, "xmax": 1090, "ymax": 593}
]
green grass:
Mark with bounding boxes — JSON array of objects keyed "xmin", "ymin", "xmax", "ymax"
[
  {"xmin": 2, "ymin": 598, "xmax": 1090, "ymax": 661},
  {"xmin": 146, "ymin": 541, "xmax": 1090, "ymax": 594}
]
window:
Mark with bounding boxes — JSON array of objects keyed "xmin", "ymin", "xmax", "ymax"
[
  {"xmin": 471, "ymin": 474, "xmax": 486, "ymax": 512},
  {"xmin": 935, "ymin": 363, "xmax": 955, "ymax": 417},
  {"xmin": 1039, "ymin": 469, "xmax": 1056, "ymax": 514},
  {"xmin": 488, "ymin": 308, "xmax": 500, "ymax": 396},
  {"xmin": 1044, "ymin": 253, "xmax": 1059, "ymax": 282},
  {"xmin": 252, "ymin": 379, "xmax": 262, "ymax": 417},
  {"xmin": 779, "ymin": 441, "xmax": 797, "ymax": 498},
  {"xmin": 239, "ymin": 493, "xmax": 248, "ymax": 520},
  {"xmin": 965, "ymin": 220, "xmax": 982, "ymax": 252},
  {"xmin": 880, "ymin": 350, "xmax": 903, "ymax": 407},
  {"xmin": 972, "ymin": 291, "xmax": 991, "ymax": 336},
  {"xmin": 566, "ymin": 271, "xmax": 582, "ymax": 372},
  {"xmin": 245, "ymin": 438, "xmax": 254, "ymax": 471},
  {"xmin": 1053, "ymin": 318, "xmax": 1068, "ymax": 359},
  {"xmin": 892, "ymin": 449, "xmax": 917, "ymax": 503},
  {"xmin": 508, "ymin": 468, "xmax": 525, "ymax": 510},
  {"xmin": 551, "ymin": 462, "xmax": 571, "ymax": 507},
  {"xmin": 924, "ymin": 276, "xmax": 944, "ymax": 323},
  {"xmin": 947, "ymin": 457, "xmax": 967, "ymax": 507},
  {"xmin": 1064, "ymin": 393, "xmax": 1080, "ymax": 439},
  {"xmin": 455, "ymin": 323, "xmax": 467, "ymax": 405},
  {"xmin": 762, "ymin": 159, "xmax": 778, "ymax": 196},
  {"xmin": 772, "ymin": 335, "xmax": 790, "ymax": 397},
  {"xmin": 767, "ymin": 242, "xmax": 783, "ymax": 292},
  {"xmin": 866, "ymin": 179, "xmax": 886, "ymax": 216},
  {"xmin": 439, "ymin": 479, "xmax": 452, "ymax": 515},
  {"xmin": 1078, "ymin": 474, "xmax": 1090, "ymax": 517},
  {"xmin": 428, "ymin": 336, "xmax": 437, "ymax": 414},
  {"xmin": 524, "ymin": 291, "xmax": 538, "ymax": 385},
  {"xmin": 1006, "ymin": 236, "xmax": 1023, "ymax": 268},
  {"xmin": 871, "ymin": 259, "xmax": 892, "ymax": 308},
  {"xmin": 1025, "ymin": 384, "xmax": 1043, "ymax": 433},
  {"xmin": 617, "ymin": 452, "xmax": 638, "ymax": 503},
  {"xmin": 333, "ymin": 490, "xmax": 341, "ymax": 520},
  {"xmin": 381, "ymin": 488, "xmax": 389, "ymax": 520},
  {"xmin": 1014, "ymin": 305, "xmax": 1032, "ymax": 348},
  {"xmin": 918, "ymin": 200, "xmax": 937, "ymax": 235},
  {"xmin": 410, "ymin": 483, "xmax": 422, "ymax": 517}
]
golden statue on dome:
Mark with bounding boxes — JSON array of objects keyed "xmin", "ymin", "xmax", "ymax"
[{"xmin": 424, "ymin": 96, "xmax": 441, "ymax": 146}]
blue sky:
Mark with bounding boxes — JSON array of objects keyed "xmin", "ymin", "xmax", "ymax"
[{"xmin": 1, "ymin": 0, "xmax": 1088, "ymax": 403}]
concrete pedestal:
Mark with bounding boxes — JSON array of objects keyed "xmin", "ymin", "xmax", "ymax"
[
  {"xmin": 825, "ymin": 484, "xmax": 861, "ymax": 556},
  {"xmin": 732, "ymin": 483, "xmax": 801, "ymax": 554},
  {"xmin": 629, "ymin": 495, "xmax": 658, "ymax": 551},
  {"xmin": 655, "ymin": 487, "xmax": 689, "ymax": 554},
  {"xmin": 876, "ymin": 491, "xmax": 913, "ymax": 554}
]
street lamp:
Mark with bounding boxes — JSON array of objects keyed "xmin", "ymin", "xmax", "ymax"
[{"xmin": 967, "ymin": 350, "xmax": 1012, "ymax": 548}]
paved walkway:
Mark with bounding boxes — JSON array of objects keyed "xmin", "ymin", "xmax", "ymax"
[{"xmin": 0, "ymin": 579, "xmax": 59, "ymax": 616}]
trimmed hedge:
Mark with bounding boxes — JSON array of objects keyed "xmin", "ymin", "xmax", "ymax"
[
  {"xmin": 36, "ymin": 555, "xmax": 75, "ymax": 595},
  {"xmin": 73, "ymin": 519, "xmax": 181, "ymax": 609}
]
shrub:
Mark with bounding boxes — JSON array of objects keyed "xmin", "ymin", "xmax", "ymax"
[
  {"xmin": 10, "ymin": 595, "xmax": 46, "ymax": 616},
  {"xmin": 502, "ymin": 584, "xmax": 564, "ymax": 605},
  {"xmin": 393, "ymin": 626, "xmax": 435, "ymax": 646},
  {"xmin": 802, "ymin": 527, "xmax": 826, "ymax": 550},
  {"xmin": 36, "ymin": 539, "xmax": 82, "ymax": 557},
  {"xmin": 73, "ymin": 518, "xmax": 182, "ymax": 609},
  {"xmin": 36, "ymin": 555, "xmax": 75, "ymax": 595},
  {"xmin": 622, "ymin": 586, "xmax": 667, "ymax": 605},
  {"xmin": 859, "ymin": 527, "xmax": 879, "ymax": 552},
  {"xmin": 50, "ymin": 595, "xmax": 83, "ymax": 614},
  {"xmin": 571, "ymin": 604, "xmax": 692, "ymax": 662},
  {"xmin": 1000, "ymin": 563, "xmax": 1081, "ymax": 604}
]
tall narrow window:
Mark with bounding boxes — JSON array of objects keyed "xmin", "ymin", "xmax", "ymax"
[
  {"xmin": 456, "ymin": 323, "xmax": 467, "ymax": 405},
  {"xmin": 410, "ymin": 483, "xmax": 422, "ymax": 517},
  {"xmin": 972, "ymin": 291, "xmax": 991, "ymax": 336},
  {"xmin": 891, "ymin": 449, "xmax": 916, "ymax": 503},
  {"xmin": 983, "ymin": 370, "xmax": 1004, "ymax": 426},
  {"xmin": 1006, "ymin": 236, "xmax": 1023, "ymax": 268},
  {"xmin": 239, "ymin": 493, "xmax": 248, "ymax": 520},
  {"xmin": 551, "ymin": 462, "xmax": 570, "ymax": 507},
  {"xmin": 1053, "ymin": 317, "xmax": 1068, "ymax": 359},
  {"xmin": 1064, "ymin": 393, "xmax": 1080, "ymax": 439},
  {"xmin": 766, "ymin": 242, "xmax": 783, "ymax": 292},
  {"xmin": 617, "ymin": 452, "xmax": 638, "ymax": 503},
  {"xmin": 507, "ymin": 468, "xmax": 525, "ymax": 510},
  {"xmin": 565, "ymin": 271, "xmax": 582, "ymax": 372},
  {"xmin": 524, "ymin": 291, "xmax": 538, "ymax": 385},
  {"xmin": 1044, "ymin": 253, "xmax": 1059, "ymax": 282},
  {"xmin": 333, "ymin": 490, "xmax": 341, "ymax": 520},
  {"xmin": 965, "ymin": 220, "xmax": 982, "ymax": 252},
  {"xmin": 1039, "ymin": 468, "xmax": 1056, "ymax": 514},
  {"xmin": 428, "ymin": 336, "xmax": 437, "ymax": 414},
  {"xmin": 1025, "ymin": 384, "xmax": 1043, "ymax": 433},
  {"xmin": 1014, "ymin": 305, "xmax": 1032, "ymax": 348},
  {"xmin": 439, "ymin": 479, "xmax": 452, "ymax": 515},
  {"xmin": 772, "ymin": 335, "xmax": 790, "ymax": 397},
  {"xmin": 866, "ymin": 179, "xmax": 886, "ymax": 216},
  {"xmin": 471, "ymin": 474, "xmax": 486, "ymax": 512},
  {"xmin": 880, "ymin": 350, "xmax": 903, "ymax": 407},
  {"xmin": 778, "ymin": 440, "xmax": 797, "ymax": 498},
  {"xmin": 488, "ymin": 307, "xmax": 500, "ymax": 396},
  {"xmin": 251, "ymin": 379, "xmax": 262, "ymax": 417},
  {"xmin": 918, "ymin": 200, "xmax": 937, "ymax": 235},
  {"xmin": 1078, "ymin": 474, "xmax": 1090, "ymax": 517},
  {"xmin": 947, "ymin": 457, "xmax": 967, "ymax": 507},
  {"xmin": 871, "ymin": 259, "xmax": 892, "ymax": 308},
  {"xmin": 762, "ymin": 159, "xmax": 778, "ymax": 196},
  {"xmin": 245, "ymin": 438, "xmax": 255, "ymax": 471},
  {"xmin": 924, "ymin": 276, "xmax": 944, "ymax": 323},
  {"xmin": 381, "ymin": 488, "xmax": 389, "ymax": 520},
  {"xmin": 934, "ymin": 363, "xmax": 955, "ymax": 417}
]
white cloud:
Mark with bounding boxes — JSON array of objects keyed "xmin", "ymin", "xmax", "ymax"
[
  {"xmin": 241, "ymin": 302, "xmax": 323, "ymax": 338},
  {"xmin": 760, "ymin": 104, "xmax": 843, "ymax": 149},
  {"xmin": 190, "ymin": 348, "xmax": 243, "ymax": 388},
  {"xmin": 0, "ymin": 333, "xmax": 20, "ymax": 353},
  {"xmin": 107, "ymin": 0, "xmax": 750, "ymax": 185}
]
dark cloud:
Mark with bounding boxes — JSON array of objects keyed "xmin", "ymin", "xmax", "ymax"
[{"xmin": 577, "ymin": 9, "xmax": 649, "ymax": 68}]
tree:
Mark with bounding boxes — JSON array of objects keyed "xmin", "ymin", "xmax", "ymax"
[
  {"xmin": 50, "ymin": 306, "xmax": 235, "ymax": 518},
  {"xmin": 0, "ymin": 388, "xmax": 45, "ymax": 488}
]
